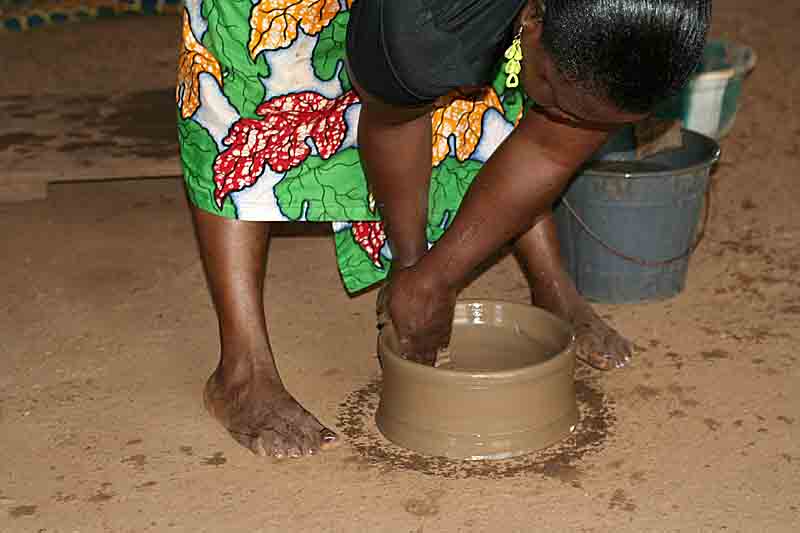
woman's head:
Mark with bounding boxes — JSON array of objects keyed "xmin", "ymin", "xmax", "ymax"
[{"xmin": 519, "ymin": 0, "xmax": 712, "ymax": 125}]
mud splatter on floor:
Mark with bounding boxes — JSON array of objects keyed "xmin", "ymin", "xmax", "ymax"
[
  {"xmin": 179, "ymin": 445, "xmax": 194, "ymax": 456},
  {"xmin": 701, "ymin": 349, "xmax": 731, "ymax": 361},
  {"xmin": 336, "ymin": 368, "xmax": 615, "ymax": 480},
  {"xmin": 402, "ymin": 490, "xmax": 445, "ymax": 517},
  {"xmin": 87, "ymin": 490, "xmax": 115, "ymax": 503},
  {"xmin": 0, "ymin": 132, "xmax": 57, "ymax": 151},
  {"xmin": 121, "ymin": 454, "xmax": 147, "ymax": 469},
  {"xmin": 8, "ymin": 504, "xmax": 37, "ymax": 518},
  {"xmin": 608, "ymin": 488, "xmax": 637, "ymax": 512},
  {"xmin": 201, "ymin": 452, "xmax": 226, "ymax": 466}
]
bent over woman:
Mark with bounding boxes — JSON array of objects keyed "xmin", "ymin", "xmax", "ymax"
[{"xmin": 177, "ymin": 0, "xmax": 711, "ymax": 458}]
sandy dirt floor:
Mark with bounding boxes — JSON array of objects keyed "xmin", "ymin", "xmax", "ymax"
[{"xmin": 1, "ymin": 1, "xmax": 798, "ymax": 531}]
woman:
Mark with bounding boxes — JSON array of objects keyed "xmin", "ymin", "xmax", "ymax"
[
  {"xmin": 348, "ymin": 0, "xmax": 710, "ymax": 364},
  {"xmin": 178, "ymin": 0, "xmax": 711, "ymax": 458}
]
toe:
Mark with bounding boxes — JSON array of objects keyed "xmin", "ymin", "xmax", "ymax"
[
  {"xmin": 575, "ymin": 345, "xmax": 614, "ymax": 371},
  {"xmin": 574, "ymin": 334, "xmax": 613, "ymax": 371},
  {"xmin": 251, "ymin": 437, "xmax": 268, "ymax": 457},
  {"xmin": 606, "ymin": 330, "xmax": 633, "ymax": 368},
  {"xmin": 228, "ymin": 429, "xmax": 267, "ymax": 457},
  {"xmin": 320, "ymin": 428, "xmax": 339, "ymax": 450},
  {"xmin": 263, "ymin": 431, "xmax": 290, "ymax": 459},
  {"xmin": 287, "ymin": 446, "xmax": 303, "ymax": 459},
  {"xmin": 297, "ymin": 421, "xmax": 323, "ymax": 456},
  {"xmin": 572, "ymin": 318, "xmax": 634, "ymax": 371},
  {"xmin": 287, "ymin": 426, "xmax": 312, "ymax": 458},
  {"xmin": 586, "ymin": 351, "xmax": 615, "ymax": 371},
  {"xmin": 613, "ymin": 339, "xmax": 633, "ymax": 367}
]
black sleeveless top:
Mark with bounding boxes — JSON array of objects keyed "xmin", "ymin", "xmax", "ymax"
[{"xmin": 347, "ymin": 0, "xmax": 527, "ymax": 106}]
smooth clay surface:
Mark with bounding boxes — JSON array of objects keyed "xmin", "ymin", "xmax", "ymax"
[
  {"xmin": 434, "ymin": 326, "xmax": 551, "ymax": 371},
  {"xmin": 377, "ymin": 301, "xmax": 578, "ymax": 460},
  {"xmin": 1, "ymin": 2, "xmax": 799, "ymax": 531},
  {"xmin": 432, "ymin": 301, "xmax": 565, "ymax": 372}
]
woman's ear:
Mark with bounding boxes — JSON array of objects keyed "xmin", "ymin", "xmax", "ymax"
[{"xmin": 520, "ymin": 0, "xmax": 545, "ymax": 39}]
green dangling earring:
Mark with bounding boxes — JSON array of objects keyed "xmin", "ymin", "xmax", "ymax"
[{"xmin": 504, "ymin": 26, "xmax": 524, "ymax": 89}]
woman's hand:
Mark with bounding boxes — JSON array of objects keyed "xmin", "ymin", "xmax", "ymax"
[{"xmin": 384, "ymin": 263, "xmax": 457, "ymax": 366}]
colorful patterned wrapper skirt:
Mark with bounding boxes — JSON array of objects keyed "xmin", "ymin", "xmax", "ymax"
[{"xmin": 176, "ymin": 0, "xmax": 528, "ymax": 293}]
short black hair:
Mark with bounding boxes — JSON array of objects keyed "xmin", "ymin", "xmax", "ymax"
[{"xmin": 541, "ymin": 0, "xmax": 712, "ymax": 113}]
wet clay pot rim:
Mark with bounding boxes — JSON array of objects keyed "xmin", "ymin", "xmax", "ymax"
[{"xmin": 378, "ymin": 300, "xmax": 576, "ymax": 381}]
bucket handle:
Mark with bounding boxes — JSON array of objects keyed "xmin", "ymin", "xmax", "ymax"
[{"xmin": 560, "ymin": 182, "xmax": 711, "ymax": 268}]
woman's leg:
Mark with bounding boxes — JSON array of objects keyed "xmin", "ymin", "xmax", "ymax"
[
  {"xmin": 513, "ymin": 211, "xmax": 633, "ymax": 370},
  {"xmin": 191, "ymin": 207, "xmax": 338, "ymax": 458}
]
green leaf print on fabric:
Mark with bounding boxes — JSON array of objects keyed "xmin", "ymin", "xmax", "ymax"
[
  {"xmin": 491, "ymin": 65, "xmax": 528, "ymax": 124},
  {"xmin": 426, "ymin": 157, "xmax": 483, "ymax": 242},
  {"xmin": 178, "ymin": 116, "xmax": 237, "ymax": 217},
  {"xmin": 274, "ymin": 148, "xmax": 379, "ymax": 222},
  {"xmin": 201, "ymin": 0, "xmax": 270, "ymax": 118},
  {"xmin": 312, "ymin": 10, "xmax": 351, "ymax": 92},
  {"xmin": 334, "ymin": 155, "xmax": 486, "ymax": 293},
  {"xmin": 335, "ymin": 228, "xmax": 390, "ymax": 294}
]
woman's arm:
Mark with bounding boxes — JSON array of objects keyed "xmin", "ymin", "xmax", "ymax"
[{"xmin": 385, "ymin": 108, "xmax": 614, "ymax": 361}]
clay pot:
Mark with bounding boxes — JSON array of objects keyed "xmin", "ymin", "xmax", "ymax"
[{"xmin": 376, "ymin": 300, "xmax": 578, "ymax": 460}]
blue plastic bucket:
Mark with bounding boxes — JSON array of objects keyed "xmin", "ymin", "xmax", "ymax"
[{"xmin": 554, "ymin": 128, "xmax": 720, "ymax": 304}]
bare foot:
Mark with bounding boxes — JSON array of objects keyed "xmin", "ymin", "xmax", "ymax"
[
  {"xmin": 533, "ymin": 281, "xmax": 633, "ymax": 370},
  {"xmin": 203, "ymin": 369, "xmax": 338, "ymax": 458},
  {"xmin": 568, "ymin": 305, "xmax": 633, "ymax": 370}
]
